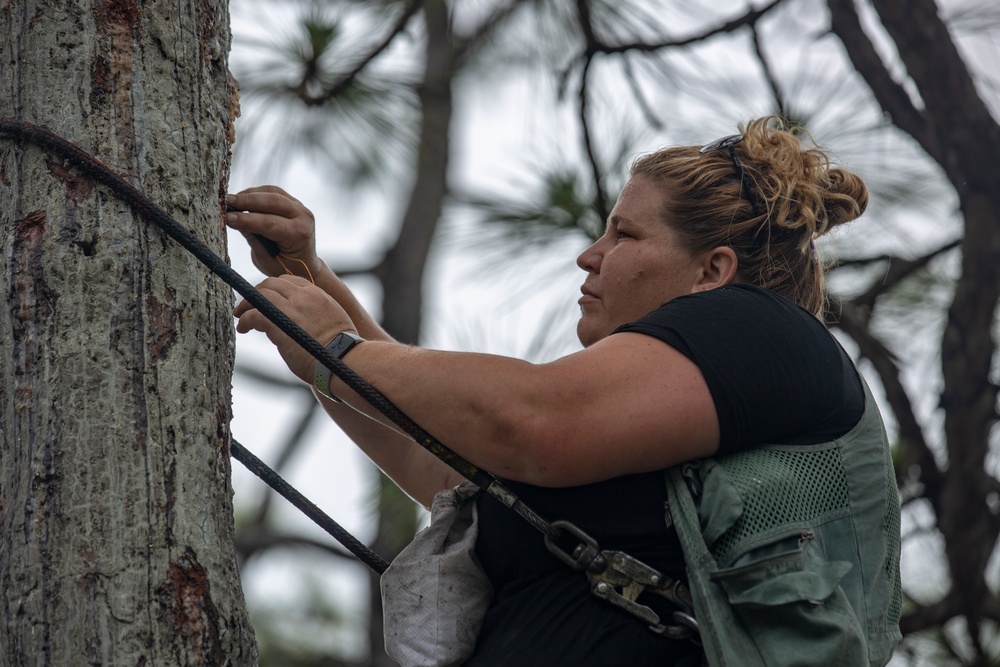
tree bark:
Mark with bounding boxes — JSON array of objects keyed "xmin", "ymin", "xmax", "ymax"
[{"xmin": 0, "ymin": 0, "xmax": 257, "ymax": 664}]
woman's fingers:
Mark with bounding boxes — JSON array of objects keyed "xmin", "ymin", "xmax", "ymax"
[
  {"xmin": 233, "ymin": 275, "xmax": 352, "ymax": 381},
  {"xmin": 234, "ymin": 275, "xmax": 311, "ymax": 314},
  {"xmin": 227, "ymin": 188, "xmax": 305, "ymax": 219},
  {"xmin": 226, "ymin": 210, "xmax": 306, "ymax": 245},
  {"xmin": 225, "ymin": 186, "xmax": 320, "ymax": 277},
  {"xmin": 233, "ymin": 276, "xmax": 346, "ymax": 340}
]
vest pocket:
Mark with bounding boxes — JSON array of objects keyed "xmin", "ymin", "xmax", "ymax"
[{"xmin": 710, "ymin": 533, "xmax": 868, "ymax": 666}]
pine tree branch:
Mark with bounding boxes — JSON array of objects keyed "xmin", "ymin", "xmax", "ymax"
[{"xmin": 299, "ymin": 0, "xmax": 424, "ymax": 107}]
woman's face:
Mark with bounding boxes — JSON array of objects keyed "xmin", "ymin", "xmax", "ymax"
[{"xmin": 576, "ymin": 174, "xmax": 706, "ymax": 347}]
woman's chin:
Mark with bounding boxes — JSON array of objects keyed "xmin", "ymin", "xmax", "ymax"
[{"xmin": 576, "ymin": 319, "xmax": 603, "ymax": 348}]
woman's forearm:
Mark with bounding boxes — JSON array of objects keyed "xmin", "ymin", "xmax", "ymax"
[
  {"xmin": 313, "ymin": 389, "xmax": 464, "ymax": 508},
  {"xmin": 328, "ymin": 342, "xmax": 570, "ymax": 485}
]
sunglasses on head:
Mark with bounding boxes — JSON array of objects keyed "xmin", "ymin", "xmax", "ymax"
[{"xmin": 700, "ymin": 134, "xmax": 765, "ymax": 218}]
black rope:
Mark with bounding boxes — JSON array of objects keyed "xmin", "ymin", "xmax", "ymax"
[
  {"xmin": 230, "ymin": 439, "xmax": 389, "ymax": 574},
  {"xmin": 0, "ymin": 118, "xmax": 561, "ymax": 564},
  {"xmin": 0, "ymin": 120, "xmax": 698, "ymax": 644}
]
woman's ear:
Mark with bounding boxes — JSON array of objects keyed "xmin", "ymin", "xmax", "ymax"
[{"xmin": 694, "ymin": 246, "xmax": 739, "ymax": 292}]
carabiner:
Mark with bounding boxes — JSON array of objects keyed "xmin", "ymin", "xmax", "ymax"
[{"xmin": 543, "ymin": 520, "xmax": 608, "ymax": 573}]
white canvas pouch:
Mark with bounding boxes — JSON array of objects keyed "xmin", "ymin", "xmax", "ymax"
[{"xmin": 381, "ymin": 481, "xmax": 494, "ymax": 666}]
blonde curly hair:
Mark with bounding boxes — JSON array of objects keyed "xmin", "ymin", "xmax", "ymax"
[{"xmin": 630, "ymin": 116, "xmax": 868, "ymax": 317}]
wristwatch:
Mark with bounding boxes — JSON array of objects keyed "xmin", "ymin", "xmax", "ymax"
[{"xmin": 314, "ymin": 331, "xmax": 365, "ymax": 401}]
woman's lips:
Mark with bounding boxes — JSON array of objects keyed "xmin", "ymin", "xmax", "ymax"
[{"xmin": 579, "ymin": 286, "xmax": 599, "ymax": 304}]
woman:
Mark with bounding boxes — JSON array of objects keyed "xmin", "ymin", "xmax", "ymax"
[{"xmin": 228, "ymin": 116, "xmax": 901, "ymax": 666}]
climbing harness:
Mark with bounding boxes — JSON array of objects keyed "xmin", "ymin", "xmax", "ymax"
[{"xmin": 0, "ymin": 117, "xmax": 698, "ymax": 641}]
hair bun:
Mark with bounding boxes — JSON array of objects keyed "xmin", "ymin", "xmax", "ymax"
[
  {"xmin": 822, "ymin": 168, "xmax": 868, "ymax": 230},
  {"xmin": 740, "ymin": 117, "xmax": 868, "ymax": 242}
]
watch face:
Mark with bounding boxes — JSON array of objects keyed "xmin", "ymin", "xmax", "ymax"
[
  {"xmin": 313, "ymin": 333, "xmax": 363, "ymax": 402},
  {"xmin": 334, "ymin": 332, "xmax": 363, "ymax": 359}
]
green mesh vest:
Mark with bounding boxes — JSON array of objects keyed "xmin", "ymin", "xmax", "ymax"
[{"xmin": 666, "ymin": 375, "xmax": 902, "ymax": 667}]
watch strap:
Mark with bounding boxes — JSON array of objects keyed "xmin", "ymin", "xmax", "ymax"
[{"xmin": 314, "ymin": 331, "xmax": 365, "ymax": 401}]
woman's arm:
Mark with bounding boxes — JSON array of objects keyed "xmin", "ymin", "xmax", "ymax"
[
  {"xmin": 226, "ymin": 187, "xmax": 463, "ymax": 507},
  {"xmin": 234, "ymin": 276, "xmax": 721, "ymax": 489}
]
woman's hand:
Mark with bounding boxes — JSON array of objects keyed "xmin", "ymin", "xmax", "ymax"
[
  {"xmin": 225, "ymin": 185, "xmax": 322, "ymax": 280},
  {"xmin": 234, "ymin": 275, "xmax": 356, "ymax": 383}
]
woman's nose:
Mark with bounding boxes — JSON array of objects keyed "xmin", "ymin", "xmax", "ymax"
[{"xmin": 576, "ymin": 239, "xmax": 604, "ymax": 273}]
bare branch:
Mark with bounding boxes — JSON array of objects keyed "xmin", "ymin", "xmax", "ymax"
[
  {"xmin": 835, "ymin": 239, "xmax": 962, "ymax": 311},
  {"xmin": 559, "ymin": 0, "xmax": 792, "ymax": 226},
  {"xmin": 899, "ymin": 597, "xmax": 959, "ymax": 635},
  {"xmin": 327, "ymin": 263, "xmax": 381, "ymax": 280},
  {"xmin": 237, "ymin": 526, "xmax": 361, "ymax": 565},
  {"xmin": 576, "ymin": 53, "xmax": 609, "ymax": 224},
  {"xmin": 558, "ymin": 0, "xmax": 785, "ymax": 105},
  {"xmin": 621, "ymin": 55, "xmax": 663, "ymax": 130},
  {"xmin": 377, "ymin": 0, "xmax": 457, "ymax": 345},
  {"xmin": 455, "ymin": 0, "xmax": 529, "ymax": 55},
  {"xmin": 871, "ymin": 0, "xmax": 1000, "ymax": 194},
  {"xmin": 832, "ymin": 252, "xmax": 897, "ymax": 270},
  {"xmin": 590, "ymin": 0, "xmax": 785, "ymax": 55},
  {"xmin": 826, "ymin": 0, "xmax": 940, "ymax": 163},
  {"xmin": 983, "ymin": 593, "xmax": 1000, "ymax": 625},
  {"xmin": 751, "ymin": 25, "xmax": 786, "ymax": 116},
  {"xmin": 569, "ymin": 0, "xmax": 610, "ymax": 224},
  {"xmin": 574, "ymin": 0, "xmax": 596, "ymax": 46},
  {"xmin": 252, "ymin": 401, "xmax": 323, "ymax": 525},
  {"xmin": 235, "ymin": 363, "xmax": 313, "ymax": 391},
  {"xmin": 829, "ymin": 300, "xmax": 944, "ymax": 505}
]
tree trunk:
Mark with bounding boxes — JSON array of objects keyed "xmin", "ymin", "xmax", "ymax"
[
  {"xmin": 868, "ymin": 0, "xmax": 1000, "ymax": 610},
  {"xmin": 832, "ymin": 0, "xmax": 1000, "ymax": 634},
  {"xmin": 0, "ymin": 0, "xmax": 257, "ymax": 664},
  {"xmin": 366, "ymin": 1, "xmax": 457, "ymax": 664}
]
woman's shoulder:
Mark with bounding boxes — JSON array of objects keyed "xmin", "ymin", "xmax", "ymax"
[
  {"xmin": 616, "ymin": 283, "xmax": 861, "ymax": 451},
  {"xmin": 616, "ymin": 283, "xmax": 828, "ymax": 351}
]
